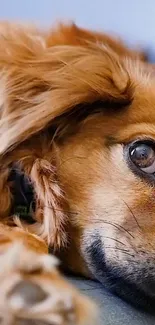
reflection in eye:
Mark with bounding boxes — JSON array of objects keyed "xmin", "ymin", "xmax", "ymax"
[{"xmin": 127, "ymin": 141, "xmax": 155, "ymax": 174}]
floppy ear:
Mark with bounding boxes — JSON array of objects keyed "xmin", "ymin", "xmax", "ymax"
[{"xmin": 0, "ymin": 22, "xmax": 133, "ymax": 156}]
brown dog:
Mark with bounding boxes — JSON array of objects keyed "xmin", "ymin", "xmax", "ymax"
[{"xmin": 0, "ymin": 21, "xmax": 154, "ymax": 323}]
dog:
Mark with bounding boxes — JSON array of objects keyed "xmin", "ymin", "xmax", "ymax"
[{"xmin": 0, "ymin": 21, "xmax": 154, "ymax": 323}]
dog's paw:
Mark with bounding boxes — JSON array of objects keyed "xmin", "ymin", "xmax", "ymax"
[{"xmin": 0, "ymin": 243, "xmax": 95, "ymax": 325}]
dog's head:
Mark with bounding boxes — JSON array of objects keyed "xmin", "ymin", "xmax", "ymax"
[{"xmin": 1, "ymin": 22, "xmax": 155, "ymax": 310}]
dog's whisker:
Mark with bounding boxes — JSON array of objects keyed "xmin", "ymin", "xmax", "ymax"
[
  {"xmin": 121, "ymin": 199, "xmax": 155, "ymax": 250},
  {"xmin": 43, "ymin": 206, "xmax": 136, "ymax": 241},
  {"xmin": 102, "ymin": 236, "xmax": 126, "ymax": 247},
  {"xmin": 103, "ymin": 246, "xmax": 135, "ymax": 257},
  {"xmin": 95, "ymin": 220, "xmax": 135, "ymax": 239},
  {"xmin": 122, "ymin": 199, "xmax": 142, "ymax": 231},
  {"xmin": 26, "ymin": 202, "xmax": 136, "ymax": 245},
  {"xmin": 59, "ymin": 156, "xmax": 87, "ymax": 169}
]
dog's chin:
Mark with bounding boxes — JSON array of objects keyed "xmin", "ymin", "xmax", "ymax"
[{"xmin": 84, "ymin": 237, "xmax": 155, "ymax": 313}]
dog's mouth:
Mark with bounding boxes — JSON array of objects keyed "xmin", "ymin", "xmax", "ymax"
[{"xmin": 84, "ymin": 236, "xmax": 155, "ymax": 313}]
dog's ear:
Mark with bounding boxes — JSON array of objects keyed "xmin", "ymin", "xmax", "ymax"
[{"xmin": 0, "ymin": 22, "xmax": 133, "ymax": 155}]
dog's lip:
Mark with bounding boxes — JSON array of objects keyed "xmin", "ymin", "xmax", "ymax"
[
  {"xmin": 85, "ymin": 244, "xmax": 155, "ymax": 311},
  {"xmin": 83, "ymin": 233, "xmax": 155, "ymax": 310},
  {"xmin": 90, "ymin": 267, "xmax": 155, "ymax": 313},
  {"xmin": 91, "ymin": 261, "xmax": 155, "ymax": 298}
]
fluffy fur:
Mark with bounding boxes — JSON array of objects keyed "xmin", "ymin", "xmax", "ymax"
[{"xmin": 0, "ymin": 21, "xmax": 154, "ymax": 323}]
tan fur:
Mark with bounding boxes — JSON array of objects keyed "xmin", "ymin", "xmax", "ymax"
[{"xmin": 0, "ymin": 21, "xmax": 153, "ymax": 322}]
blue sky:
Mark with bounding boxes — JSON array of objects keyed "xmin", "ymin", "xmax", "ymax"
[{"xmin": 1, "ymin": 0, "xmax": 155, "ymax": 49}]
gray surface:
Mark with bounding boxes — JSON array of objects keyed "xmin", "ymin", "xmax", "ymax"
[{"xmin": 70, "ymin": 278, "xmax": 155, "ymax": 325}]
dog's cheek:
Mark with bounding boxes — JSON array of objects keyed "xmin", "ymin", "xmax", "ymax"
[{"xmin": 57, "ymin": 136, "xmax": 154, "ymax": 273}]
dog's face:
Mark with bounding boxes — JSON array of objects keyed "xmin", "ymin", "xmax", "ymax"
[
  {"xmin": 1, "ymin": 22, "xmax": 155, "ymax": 310},
  {"xmin": 58, "ymin": 87, "xmax": 155, "ymax": 310},
  {"xmin": 58, "ymin": 98, "xmax": 155, "ymax": 310}
]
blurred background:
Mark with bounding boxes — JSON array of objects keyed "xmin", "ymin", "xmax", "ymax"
[{"xmin": 1, "ymin": 0, "xmax": 155, "ymax": 60}]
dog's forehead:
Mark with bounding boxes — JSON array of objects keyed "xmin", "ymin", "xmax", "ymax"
[
  {"xmin": 75, "ymin": 80, "xmax": 155, "ymax": 146},
  {"xmin": 105, "ymin": 76, "xmax": 155, "ymax": 136},
  {"xmin": 118, "ymin": 82, "xmax": 155, "ymax": 139}
]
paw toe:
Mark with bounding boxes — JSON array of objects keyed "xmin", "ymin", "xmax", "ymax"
[{"xmin": 8, "ymin": 280, "xmax": 48, "ymax": 306}]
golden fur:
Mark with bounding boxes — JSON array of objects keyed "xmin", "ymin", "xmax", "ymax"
[{"xmin": 0, "ymin": 21, "xmax": 154, "ymax": 323}]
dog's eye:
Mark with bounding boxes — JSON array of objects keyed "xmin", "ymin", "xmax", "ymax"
[{"xmin": 128, "ymin": 141, "xmax": 155, "ymax": 174}]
